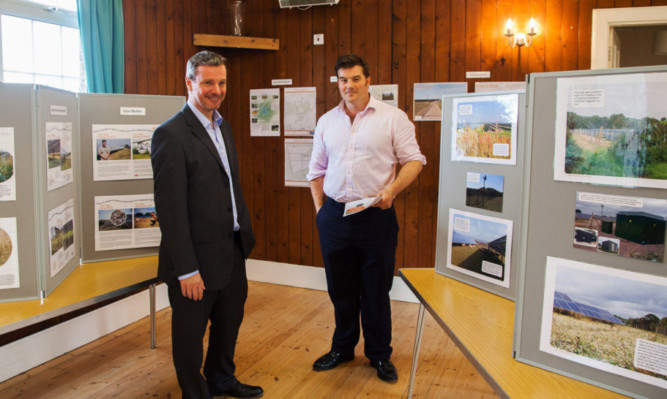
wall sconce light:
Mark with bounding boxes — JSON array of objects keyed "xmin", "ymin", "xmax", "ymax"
[{"xmin": 505, "ymin": 18, "xmax": 538, "ymax": 48}]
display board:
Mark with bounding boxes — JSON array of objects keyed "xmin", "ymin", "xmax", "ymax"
[
  {"xmin": 78, "ymin": 93, "xmax": 184, "ymax": 263},
  {"xmin": 514, "ymin": 66, "xmax": 667, "ymax": 398},
  {"xmin": 0, "ymin": 84, "xmax": 40, "ymax": 302},
  {"xmin": 35, "ymin": 86, "xmax": 81, "ymax": 297},
  {"xmin": 435, "ymin": 91, "xmax": 526, "ymax": 300}
]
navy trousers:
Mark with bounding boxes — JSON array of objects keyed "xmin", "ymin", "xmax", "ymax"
[{"xmin": 316, "ymin": 197, "xmax": 399, "ymax": 361}]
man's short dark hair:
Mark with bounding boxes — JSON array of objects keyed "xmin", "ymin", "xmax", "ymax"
[
  {"xmin": 334, "ymin": 54, "xmax": 370, "ymax": 78},
  {"xmin": 186, "ymin": 51, "xmax": 227, "ymax": 80}
]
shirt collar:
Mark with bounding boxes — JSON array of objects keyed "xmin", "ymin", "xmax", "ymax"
[
  {"xmin": 337, "ymin": 96, "xmax": 378, "ymax": 116},
  {"xmin": 187, "ymin": 101, "xmax": 223, "ymax": 128}
]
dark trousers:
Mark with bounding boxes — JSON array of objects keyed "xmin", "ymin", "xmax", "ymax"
[
  {"xmin": 316, "ymin": 197, "xmax": 399, "ymax": 361},
  {"xmin": 168, "ymin": 234, "xmax": 247, "ymax": 399}
]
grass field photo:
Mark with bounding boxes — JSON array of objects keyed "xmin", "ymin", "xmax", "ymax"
[
  {"xmin": 542, "ymin": 257, "xmax": 667, "ymax": 387},
  {"xmin": 0, "ymin": 226, "xmax": 12, "ymax": 266},
  {"xmin": 134, "ymin": 207, "xmax": 158, "ymax": 229},
  {"xmin": 465, "ymin": 172, "xmax": 504, "ymax": 212},
  {"xmin": 47, "ymin": 139, "xmax": 61, "ymax": 169},
  {"xmin": 0, "ymin": 150, "xmax": 14, "ymax": 182}
]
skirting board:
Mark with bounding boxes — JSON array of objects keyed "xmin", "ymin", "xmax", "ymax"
[{"xmin": 0, "ymin": 260, "xmax": 419, "ymax": 383}]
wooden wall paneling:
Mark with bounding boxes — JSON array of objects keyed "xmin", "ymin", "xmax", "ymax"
[
  {"xmin": 298, "ymin": 8, "xmax": 314, "ymax": 267},
  {"xmin": 401, "ymin": 0, "xmax": 422, "ymax": 269},
  {"xmin": 377, "ymin": 0, "xmax": 393, "ymax": 86},
  {"xmin": 596, "ymin": 0, "xmax": 615, "ymax": 9},
  {"xmin": 434, "ymin": 0, "xmax": 452, "ymax": 83},
  {"xmin": 164, "ymin": 0, "xmax": 176, "ymax": 95},
  {"xmin": 480, "ymin": 0, "xmax": 498, "ymax": 79},
  {"xmin": 633, "ymin": 0, "xmax": 651, "ymax": 6},
  {"xmin": 465, "ymin": 0, "xmax": 482, "ymax": 92},
  {"xmin": 135, "ymin": 1, "xmax": 148, "ymax": 93},
  {"xmin": 529, "ymin": 0, "xmax": 547, "ymax": 74},
  {"xmin": 311, "ymin": 7, "xmax": 326, "ymax": 267},
  {"xmin": 495, "ymin": 0, "xmax": 514, "ymax": 81},
  {"xmin": 391, "ymin": 0, "xmax": 408, "ymax": 268},
  {"xmin": 418, "ymin": 0, "xmax": 437, "ymax": 269},
  {"xmin": 450, "ymin": 0, "xmax": 467, "ymax": 81},
  {"xmin": 511, "ymin": 0, "xmax": 530, "ymax": 80},
  {"xmin": 286, "ymin": 9, "xmax": 302, "ymax": 265},
  {"xmin": 615, "ymin": 0, "xmax": 634, "ymax": 6},
  {"xmin": 561, "ymin": 0, "xmax": 580, "ymax": 71},
  {"xmin": 261, "ymin": 4, "xmax": 278, "ymax": 262},
  {"xmin": 545, "ymin": 0, "xmax": 563, "ymax": 72},
  {"xmin": 651, "ymin": 0, "xmax": 667, "ymax": 7},
  {"xmin": 324, "ymin": 4, "xmax": 339, "ymax": 111},
  {"xmin": 336, "ymin": 0, "xmax": 352, "ymax": 56},
  {"xmin": 365, "ymin": 0, "xmax": 380, "ymax": 74},
  {"xmin": 123, "ymin": 1, "xmax": 136, "ymax": 93},
  {"xmin": 578, "ymin": 0, "xmax": 595, "ymax": 69},
  {"xmin": 274, "ymin": 6, "xmax": 290, "ymax": 263},
  {"xmin": 350, "ymin": 0, "xmax": 366, "ymax": 57},
  {"xmin": 182, "ymin": 0, "xmax": 193, "ymax": 90},
  {"xmin": 146, "ymin": 0, "xmax": 160, "ymax": 94},
  {"xmin": 156, "ymin": 0, "xmax": 167, "ymax": 95}
]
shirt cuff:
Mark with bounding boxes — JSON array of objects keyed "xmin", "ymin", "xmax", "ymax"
[{"xmin": 178, "ymin": 270, "xmax": 199, "ymax": 280}]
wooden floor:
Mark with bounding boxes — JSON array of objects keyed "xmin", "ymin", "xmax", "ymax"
[{"xmin": 0, "ymin": 282, "xmax": 499, "ymax": 398}]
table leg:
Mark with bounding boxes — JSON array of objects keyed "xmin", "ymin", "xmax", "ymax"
[
  {"xmin": 149, "ymin": 284, "xmax": 156, "ymax": 349},
  {"xmin": 407, "ymin": 303, "xmax": 426, "ymax": 399}
]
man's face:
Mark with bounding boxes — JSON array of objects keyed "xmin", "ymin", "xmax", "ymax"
[
  {"xmin": 186, "ymin": 64, "xmax": 227, "ymax": 116},
  {"xmin": 102, "ymin": 141, "xmax": 107, "ymax": 147},
  {"xmin": 337, "ymin": 65, "xmax": 370, "ymax": 107}
]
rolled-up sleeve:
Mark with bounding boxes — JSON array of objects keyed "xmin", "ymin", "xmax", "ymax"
[
  {"xmin": 307, "ymin": 117, "xmax": 328, "ymax": 181},
  {"xmin": 393, "ymin": 111, "xmax": 427, "ymax": 166}
]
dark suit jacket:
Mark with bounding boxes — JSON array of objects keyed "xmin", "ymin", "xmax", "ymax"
[{"xmin": 151, "ymin": 104, "xmax": 255, "ymax": 290}]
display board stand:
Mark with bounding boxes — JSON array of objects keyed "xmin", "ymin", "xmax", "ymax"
[
  {"xmin": 435, "ymin": 90, "xmax": 526, "ymax": 300},
  {"xmin": 514, "ymin": 65, "xmax": 667, "ymax": 398}
]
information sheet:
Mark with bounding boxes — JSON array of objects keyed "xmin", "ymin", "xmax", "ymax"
[
  {"xmin": 0, "ymin": 127, "xmax": 16, "ymax": 201},
  {"xmin": 45, "ymin": 122, "xmax": 73, "ymax": 191},
  {"xmin": 284, "ymin": 138, "xmax": 313, "ymax": 187},
  {"xmin": 48, "ymin": 199, "xmax": 75, "ymax": 277},
  {"xmin": 94, "ymin": 194, "xmax": 160, "ymax": 251},
  {"xmin": 92, "ymin": 124, "xmax": 157, "ymax": 181},
  {"xmin": 284, "ymin": 87, "xmax": 316, "ymax": 136},
  {"xmin": 250, "ymin": 88, "xmax": 280, "ymax": 137}
]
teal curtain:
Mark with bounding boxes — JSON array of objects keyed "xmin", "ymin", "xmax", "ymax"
[{"xmin": 77, "ymin": 0, "xmax": 124, "ymax": 93}]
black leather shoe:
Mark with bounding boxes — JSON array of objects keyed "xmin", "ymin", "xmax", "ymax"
[
  {"xmin": 370, "ymin": 359, "xmax": 398, "ymax": 382},
  {"xmin": 214, "ymin": 381, "xmax": 263, "ymax": 398},
  {"xmin": 312, "ymin": 350, "xmax": 354, "ymax": 371}
]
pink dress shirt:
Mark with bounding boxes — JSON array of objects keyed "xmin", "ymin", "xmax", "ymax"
[{"xmin": 307, "ymin": 97, "xmax": 426, "ymax": 202}]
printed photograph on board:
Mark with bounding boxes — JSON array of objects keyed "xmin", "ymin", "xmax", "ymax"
[
  {"xmin": 446, "ymin": 208, "xmax": 513, "ymax": 288},
  {"xmin": 540, "ymin": 257, "xmax": 667, "ymax": 389},
  {"xmin": 0, "ymin": 217, "xmax": 19, "ymax": 290},
  {"xmin": 554, "ymin": 72, "xmax": 667, "ymax": 189},
  {"xmin": 413, "ymin": 82, "xmax": 467, "ymax": 121},
  {"xmin": 574, "ymin": 192, "xmax": 666, "ymax": 262},
  {"xmin": 465, "ymin": 172, "xmax": 504, "ymax": 212},
  {"xmin": 94, "ymin": 195, "xmax": 161, "ymax": 251},
  {"xmin": 452, "ymin": 93, "xmax": 518, "ymax": 165}
]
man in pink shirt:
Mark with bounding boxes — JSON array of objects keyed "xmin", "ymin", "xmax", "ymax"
[{"xmin": 307, "ymin": 54, "xmax": 426, "ymax": 382}]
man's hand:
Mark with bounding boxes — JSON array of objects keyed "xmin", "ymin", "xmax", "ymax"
[
  {"xmin": 374, "ymin": 189, "xmax": 395, "ymax": 210},
  {"xmin": 180, "ymin": 273, "xmax": 205, "ymax": 300}
]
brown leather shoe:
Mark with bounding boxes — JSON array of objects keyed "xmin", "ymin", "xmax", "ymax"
[{"xmin": 312, "ymin": 350, "xmax": 354, "ymax": 371}]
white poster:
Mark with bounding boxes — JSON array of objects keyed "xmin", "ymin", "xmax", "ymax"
[
  {"xmin": 95, "ymin": 194, "xmax": 160, "ymax": 251},
  {"xmin": 48, "ymin": 199, "xmax": 75, "ymax": 277},
  {"xmin": 92, "ymin": 124, "xmax": 157, "ymax": 181},
  {"xmin": 541, "ymin": 256, "xmax": 667, "ymax": 389},
  {"xmin": 45, "ymin": 122, "xmax": 73, "ymax": 191},
  {"xmin": 474, "ymin": 81, "xmax": 526, "ymax": 93},
  {"xmin": 554, "ymin": 72, "xmax": 667, "ymax": 189},
  {"xmin": 284, "ymin": 138, "xmax": 313, "ymax": 187},
  {"xmin": 0, "ymin": 127, "xmax": 17, "ymax": 201},
  {"xmin": 0, "ymin": 217, "xmax": 19, "ymax": 290},
  {"xmin": 250, "ymin": 88, "xmax": 280, "ymax": 137},
  {"xmin": 284, "ymin": 87, "xmax": 316, "ymax": 136},
  {"xmin": 370, "ymin": 84, "xmax": 399, "ymax": 108}
]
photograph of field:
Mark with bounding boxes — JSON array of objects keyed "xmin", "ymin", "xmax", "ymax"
[
  {"xmin": 466, "ymin": 172, "xmax": 504, "ymax": 212},
  {"xmin": 0, "ymin": 150, "xmax": 14, "ymax": 182},
  {"xmin": 98, "ymin": 208, "xmax": 132, "ymax": 231},
  {"xmin": 452, "ymin": 94, "xmax": 518, "ymax": 165},
  {"xmin": 134, "ymin": 207, "xmax": 158, "ymax": 229},
  {"xmin": 132, "ymin": 138, "xmax": 151, "ymax": 160},
  {"xmin": 413, "ymin": 82, "xmax": 466, "ymax": 121},
  {"xmin": 542, "ymin": 257, "xmax": 667, "ymax": 387},
  {"xmin": 447, "ymin": 209, "xmax": 513, "ymax": 287},
  {"xmin": 574, "ymin": 192, "xmax": 666, "ymax": 262},
  {"xmin": 62, "ymin": 220, "xmax": 74, "ymax": 250},
  {"xmin": 49, "ymin": 224, "xmax": 64, "ymax": 255},
  {"xmin": 60, "ymin": 140, "xmax": 72, "ymax": 171},
  {"xmin": 0, "ymin": 226, "xmax": 12, "ymax": 266},
  {"xmin": 555, "ymin": 72, "xmax": 667, "ymax": 189},
  {"xmin": 47, "ymin": 139, "xmax": 61, "ymax": 169}
]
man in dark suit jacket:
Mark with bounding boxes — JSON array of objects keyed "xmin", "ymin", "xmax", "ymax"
[{"xmin": 151, "ymin": 51, "xmax": 262, "ymax": 399}]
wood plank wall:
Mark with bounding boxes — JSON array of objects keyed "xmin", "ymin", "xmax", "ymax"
[{"xmin": 123, "ymin": 0, "xmax": 667, "ymax": 272}]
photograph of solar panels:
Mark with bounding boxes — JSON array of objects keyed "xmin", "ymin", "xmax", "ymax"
[{"xmin": 543, "ymin": 258, "xmax": 667, "ymax": 387}]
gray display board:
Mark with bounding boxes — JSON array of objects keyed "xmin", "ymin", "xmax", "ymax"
[
  {"xmin": 435, "ymin": 91, "xmax": 527, "ymax": 300},
  {"xmin": 35, "ymin": 85, "xmax": 81, "ymax": 297},
  {"xmin": 0, "ymin": 84, "xmax": 40, "ymax": 302},
  {"xmin": 78, "ymin": 93, "xmax": 184, "ymax": 263},
  {"xmin": 514, "ymin": 66, "xmax": 667, "ymax": 398}
]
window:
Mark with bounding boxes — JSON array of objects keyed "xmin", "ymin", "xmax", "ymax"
[{"xmin": 0, "ymin": 0, "xmax": 86, "ymax": 92}]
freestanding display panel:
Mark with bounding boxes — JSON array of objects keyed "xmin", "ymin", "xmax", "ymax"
[
  {"xmin": 0, "ymin": 84, "xmax": 81, "ymax": 301},
  {"xmin": 435, "ymin": 91, "xmax": 527, "ymax": 300},
  {"xmin": 514, "ymin": 66, "xmax": 667, "ymax": 398},
  {"xmin": 78, "ymin": 93, "xmax": 184, "ymax": 263}
]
